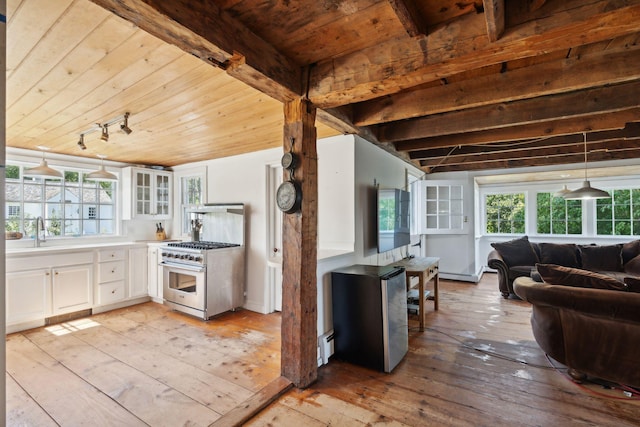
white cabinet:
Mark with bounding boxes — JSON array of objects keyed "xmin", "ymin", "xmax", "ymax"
[
  {"xmin": 147, "ymin": 244, "xmax": 164, "ymax": 301},
  {"xmin": 52, "ymin": 264, "xmax": 93, "ymax": 315},
  {"xmin": 6, "ymin": 269, "xmax": 51, "ymax": 325},
  {"xmin": 122, "ymin": 167, "xmax": 172, "ymax": 220},
  {"xmin": 96, "ymin": 248, "xmax": 126, "ymax": 306},
  {"xmin": 129, "ymin": 247, "xmax": 148, "ymax": 298}
]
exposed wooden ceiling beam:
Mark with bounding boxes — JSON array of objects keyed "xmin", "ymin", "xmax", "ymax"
[
  {"xmin": 354, "ymin": 46, "xmax": 640, "ymax": 126},
  {"xmin": 309, "ymin": 1, "xmax": 640, "ymax": 108},
  {"xmin": 407, "ymin": 123, "xmax": 640, "ymax": 159},
  {"xmin": 377, "ymin": 80, "xmax": 640, "ymax": 142},
  {"xmin": 417, "ymin": 136, "xmax": 640, "ymax": 167},
  {"xmin": 394, "ymin": 109, "xmax": 640, "ymax": 151},
  {"xmin": 88, "ymin": 0, "xmax": 302, "ymax": 102},
  {"xmin": 387, "ymin": 0, "xmax": 428, "ymax": 37},
  {"xmin": 482, "ymin": 0, "xmax": 505, "ymax": 42},
  {"xmin": 424, "ymin": 146, "xmax": 640, "ymax": 173}
]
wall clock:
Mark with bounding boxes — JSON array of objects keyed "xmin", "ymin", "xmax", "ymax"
[{"xmin": 276, "ymin": 179, "xmax": 302, "ymax": 214}]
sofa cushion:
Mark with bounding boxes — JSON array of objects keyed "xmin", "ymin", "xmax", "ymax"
[
  {"xmin": 623, "ymin": 277, "xmax": 640, "ymax": 293},
  {"xmin": 622, "ymin": 239, "xmax": 640, "ymax": 265},
  {"xmin": 579, "ymin": 244, "xmax": 623, "ymax": 272},
  {"xmin": 536, "ymin": 263, "xmax": 628, "ymax": 291},
  {"xmin": 491, "ymin": 236, "xmax": 539, "ymax": 267},
  {"xmin": 624, "ymin": 255, "xmax": 640, "ymax": 276},
  {"xmin": 538, "ymin": 243, "xmax": 580, "ymax": 268}
]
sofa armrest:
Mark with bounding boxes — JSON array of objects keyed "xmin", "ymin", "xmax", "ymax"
[
  {"xmin": 514, "ymin": 277, "xmax": 640, "ymax": 323},
  {"xmin": 488, "ymin": 249, "xmax": 511, "ymax": 298}
]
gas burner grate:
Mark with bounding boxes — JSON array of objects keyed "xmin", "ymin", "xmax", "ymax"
[{"xmin": 168, "ymin": 241, "xmax": 240, "ymax": 250}]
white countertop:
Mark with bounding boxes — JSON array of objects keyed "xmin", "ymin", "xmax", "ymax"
[{"xmin": 6, "ymin": 241, "xmax": 151, "ymax": 256}]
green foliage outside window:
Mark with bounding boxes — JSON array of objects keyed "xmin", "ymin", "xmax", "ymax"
[
  {"xmin": 536, "ymin": 193, "xmax": 582, "ymax": 235},
  {"xmin": 596, "ymin": 189, "xmax": 640, "ymax": 235},
  {"xmin": 485, "ymin": 193, "xmax": 525, "ymax": 234}
]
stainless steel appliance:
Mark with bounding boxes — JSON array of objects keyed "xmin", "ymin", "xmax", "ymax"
[
  {"xmin": 161, "ymin": 204, "xmax": 245, "ymax": 320},
  {"xmin": 330, "ymin": 264, "xmax": 408, "ymax": 372}
]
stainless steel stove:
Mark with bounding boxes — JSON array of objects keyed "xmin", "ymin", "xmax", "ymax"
[{"xmin": 161, "ymin": 204, "xmax": 245, "ymax": 320}]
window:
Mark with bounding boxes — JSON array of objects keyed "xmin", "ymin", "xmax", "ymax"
[
  {"xmin": 596, "ymin": 189, "xmax": 640, "ymax": 235},
  {"xmin": 5, "ymin": 163, "xmax": 116, "ymax": 238},
  {"xmin": 485, "ymin": 193, "xmax": 525, "ymax": 234},
  {"xmin": 417, "ymin": 181, "xmax": 464, "ymax": 233},
  {"xmin": 180, "ymin": 175, "xmax": 204, "ymax": 234},
  {"xmin": 536, "ymin": 192, "xmax": 582, "ymax": 235}
]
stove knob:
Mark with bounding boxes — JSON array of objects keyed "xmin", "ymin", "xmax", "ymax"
[
  {"xmin": 188, "ymin": 255, "xmax": 195, "ymax": 261},
  {"xmin": 195, "ymin": 256, "xmax": 203, "ymax": 262}
]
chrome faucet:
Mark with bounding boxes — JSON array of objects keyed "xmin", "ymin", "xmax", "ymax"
[{"xmin": 35, "ymin": 216, "xmax": 46, "ymax": 247}]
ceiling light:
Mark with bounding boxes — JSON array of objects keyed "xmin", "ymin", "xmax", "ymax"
[
  {"xmin": 554, "ymin": 185, "xmax": 572, "ymax": 197},
  {"xmin": 24, "ymin": 146, "xmax": 63, "ymax": 179},
  {"xmin": 120, "ymin": 112, "xmax": 132, "ymax": 135},
  {"xmin": 77, "ymin": 134, "xmax": 86, "ymax": 150},
  {"xmin": 564, "ymin": 132, "xmax": 610, "ymax": 200},
  {"xmin": 86, "ymin": 155, "xmax": 118, "ymax": 181},
  {"xmin": 100, "ymin": 124, "xmax": 109, "ymax": 142}
]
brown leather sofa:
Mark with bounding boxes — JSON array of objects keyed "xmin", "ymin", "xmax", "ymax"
[
  {"xmin": 487, "ymin": 236, "xmax": 640, "ymax": 298},
  {"xmin": 514, "ymin": 277, "xmax": 640, "ymax": 388}
]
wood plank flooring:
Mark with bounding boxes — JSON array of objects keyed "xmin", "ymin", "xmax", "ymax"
[
  {"xmin": 247, "ymin": 274, "xmax": 640, "ymax": 427},
  {"xmin": 7, "ymin": 274, "xmax": 640, "ymax": 426},
  {"xmin": 6, "ymin": 303, "xmax": 282, "ymax": 426}
]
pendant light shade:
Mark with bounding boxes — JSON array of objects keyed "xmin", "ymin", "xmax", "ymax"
[
  {"xmin": 86, "ymin": 155, "xmax": 118, "ymax": 181},
  {"xmin": 554, "ymin": 185, "xmax": 572, "ymax": 197},
  {"xmin": 563, "ymin": 133, "xmax": 610, "ymax": 200},
  {"xmin": 23, "ymin": 147, "xmax": 63, "ymax": 179}
]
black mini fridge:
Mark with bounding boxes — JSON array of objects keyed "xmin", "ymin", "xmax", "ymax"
[{"xmin": 331, "ymin": 264, "xmax": 409, "ymax": 372}]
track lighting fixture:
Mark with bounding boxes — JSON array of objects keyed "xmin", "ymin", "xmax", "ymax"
[
  {"xmin": 100, "ymin": 124, "xmax": 109, "ymax": 142},
  {"xmin": 77, "ymin": 134, "xmax": 86, "ymax": 150},
  {"xmin": 76, "ymin": 112, "xmax": 132, "ymax": 149}
]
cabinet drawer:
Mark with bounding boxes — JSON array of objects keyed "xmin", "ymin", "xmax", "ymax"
[
  {"xmin": 99, "ymin": 260, "xmax": 125, "ymax": 283},
  {"xmin": 98, "ymin": 281, "xmax": 126, "ymax": 305},
  {"xmin": 98, "ymin": 249, "xmax": 126, "ymax": 262}
]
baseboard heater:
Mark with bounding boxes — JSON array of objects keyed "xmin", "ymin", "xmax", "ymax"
[{"xmin": 317, "ymin": 329, "xmax": 335, "ymax": 366}]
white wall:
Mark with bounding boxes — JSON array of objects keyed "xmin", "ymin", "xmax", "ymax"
[{"xmin": 354, "ymin": 136, "xmax": 424, "ymax": 266}]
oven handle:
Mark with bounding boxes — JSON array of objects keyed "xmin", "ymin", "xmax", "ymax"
[{"xmin": 161, "ymin": 262, "xmax": 206, "ymax": 273}]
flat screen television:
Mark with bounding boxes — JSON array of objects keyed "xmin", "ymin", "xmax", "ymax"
[{"xmin": 377, "ymin": 188, "xmax": 411, "ymax": 253}]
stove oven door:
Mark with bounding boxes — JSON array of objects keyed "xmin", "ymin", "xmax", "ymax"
[{"xmin": 162, "ymin": 263, "xmax": 206, "ymax": 311}]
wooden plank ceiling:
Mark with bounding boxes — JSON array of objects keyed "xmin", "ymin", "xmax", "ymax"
[{"xmin": 7, "ymin": 0, "xmax": 640, "ymax": 172}]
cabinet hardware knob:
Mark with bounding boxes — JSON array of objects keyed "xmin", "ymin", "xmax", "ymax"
[
  {"xmin": 111, "ymin": 269, "xmax": 116, "ymax": 273},
  {"xmin": 54, "ymin": 271, "xmax": 59, "ymax": 275},
  {"xmin": 46, "ymin": 272, "xmax": 50, "ymax": 276}
]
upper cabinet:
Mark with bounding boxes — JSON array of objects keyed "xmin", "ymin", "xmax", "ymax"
[{"xmin": 122, "ymin": 167, "xmax": 172, "ymax": 220}]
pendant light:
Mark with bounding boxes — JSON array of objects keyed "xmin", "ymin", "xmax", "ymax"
[
  {"xmin": 86, "ymin": 155, "xmax": 118, "ymax": 181},
  {"xmin": 23, "ymin": 146, "xmax": 63, "ymax": 179},
  {"xmin": 554, "ymin": 185, "xmax": 572, "ymax": 197},
  {"xmin": 564, "ymin": 132, "xmax": 610, "ymax": 200}
]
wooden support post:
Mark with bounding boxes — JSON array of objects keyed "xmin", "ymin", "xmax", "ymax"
[{"xmin": 280, "ymin": 98, "xmax": 318, "ymax": 388}]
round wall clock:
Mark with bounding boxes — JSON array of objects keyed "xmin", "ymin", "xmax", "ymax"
[{"xmin": 276, "ymin": 180, "xmax": 302, "ymax": 214}]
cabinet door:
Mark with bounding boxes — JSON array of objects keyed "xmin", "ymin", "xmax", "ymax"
[
  {"xmin": 155, "ymin": 173, "xmax": 171, "ymax": 217},
  {"xmin": 147, "ymin": 247, "xmax": 158, "ymax": 297},
  {"xmin": 52, "ymin": 264, "xmax": 93, "ymax": 315},
  {"xmin": 136, "ymin": 170, "xmax": 153, "ymax": 216},
  {"xmin": 6, "ymin": 269, "xmax": 51, "ymax": 324},
  {"xmin": 129, "ymin": 247, "xmax": 148, "ymax": 298}
]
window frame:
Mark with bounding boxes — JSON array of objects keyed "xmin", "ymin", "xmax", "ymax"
[{"xmin": 5, "ymin": 162, "xmax": 118, "ymax": 239}]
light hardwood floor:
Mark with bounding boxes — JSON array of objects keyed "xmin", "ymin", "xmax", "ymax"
[
  {"xmin": 6, "ymin": 303, "xmax": 282, "ymax": 426},
  {"xmin": 7, "ymin": 274, "xmax": 640, "ymax": 426}
]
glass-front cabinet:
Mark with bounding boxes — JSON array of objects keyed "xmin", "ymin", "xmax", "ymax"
[{"xmin": 122, "ymin": 167, "xmax": 172, "ymax": 220}]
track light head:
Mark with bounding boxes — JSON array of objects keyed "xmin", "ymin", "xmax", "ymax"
[
  {"xmin": 120, "ymin": 112, "xmax": 132, "ymax": 135},
  {"xmin": 100, "ymin": 124, "xmax": 109, "ymax": 142},
  {"xmin": 77, "ymin": 134, "xmax": 86, "ymax": 150}
]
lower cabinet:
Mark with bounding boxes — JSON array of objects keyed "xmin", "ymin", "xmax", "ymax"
[
  {"xmin": 52, "ymin": 264, "xmax": 93, "ymax": 315},
  {"xmin": 6, "ymin": 269, "xmax": 51, "ymax": 325},
  {"xmin": 129, "ymin": 247, "xmax": 148, "ymax": 298},
  {"xmin": 147, "ymin": 244, "xmax": 164, "ymax": 300}
]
